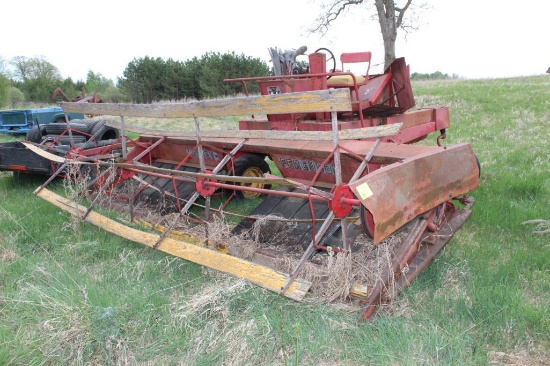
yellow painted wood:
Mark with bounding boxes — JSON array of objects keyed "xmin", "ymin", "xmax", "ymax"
[
  {"xmin": 135, "ymin": 218, "xmax": 230, "ymax": 254},
  {"xmin": 105, "ymin": 121, "xmax": 403, "ymax": 140},
  {"xmin": 61, "ymin": 89, "xmax": 352, "ymax": 117},
  {"xmin": 36, "ymin": 188, "xmax": 312, "ymax": 301},
  {"xmin": 349, "ymin": 283, "xmax": 370, "ymax": 301}
]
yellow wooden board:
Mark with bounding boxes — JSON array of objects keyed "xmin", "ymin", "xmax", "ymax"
[
  {"xmin": 20, "ymin": 142, "xmax": 66, "ymax": 163},
  {"xmin": 61, "ymin": 89, "xmax": 352, "ymax": 118},
  {"xmin": 36, "ymin": 188, "xmax": 312, "ymax": 301},
  {"xmin": 105, "ymin": 121, "xmax": 402, "ymax": 141}
]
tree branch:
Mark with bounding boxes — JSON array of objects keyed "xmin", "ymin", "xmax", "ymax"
[
  {"xmin": 395, "ymin": 0, "xmax": 412, "ymax": 28},
  {"xmin": 310, "ymin": 0, "xmax": 365, "ymax": 35}
]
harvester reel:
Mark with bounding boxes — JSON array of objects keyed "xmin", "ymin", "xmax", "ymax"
[
  {"xmin": 314, "ymin": 47, "xmax": 336, "ymax": 77},
  {"xmin": 233, "ymin": 154, "xmax": 271, "ymax": 199}
]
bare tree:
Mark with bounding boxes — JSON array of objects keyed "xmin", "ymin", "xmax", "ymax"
[
  {"xmin": 0, "ymin": 56, "xmax": 7, "ymax": 76},
  {"xmin": 311, "ymin": 0, "xmax": 419, "ymax": 69},
  {"xmin": 10, "ymin": 56, "xmax": 61, "ymax": 82}
]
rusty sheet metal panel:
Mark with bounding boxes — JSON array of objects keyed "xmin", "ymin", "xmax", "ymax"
[
  {"xmin": 388, "ymin": 57, "xmax": 415, "ymax": 112},
  {"xmin": 349, "ymin": 143, "xmax": 479, "ymax": 243}
]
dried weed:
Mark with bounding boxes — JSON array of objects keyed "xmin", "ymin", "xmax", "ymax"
[
  {"xmin": 523, "ymin": 219, "xmax": 550, "ymax": 237},
  {"xmin": 61, "ymin": 157, "xmax": 422, "ymax": 314}
]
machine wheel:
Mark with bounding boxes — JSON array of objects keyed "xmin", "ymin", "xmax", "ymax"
[
  {"xmin": 314, "ymin": 47, "xmax": 337, "ymax": 77},
  {"xmin": 360, "ymin": 205, "xmax": 375, "ymax": 239},
  {"xmin": 232, "ymin": 154, "xmax": 271, "ymax": 199}
]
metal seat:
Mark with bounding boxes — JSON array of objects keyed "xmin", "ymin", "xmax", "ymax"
[{"xmin": 327, "ymin": 51, "xmax": 372, "ymax": 87}]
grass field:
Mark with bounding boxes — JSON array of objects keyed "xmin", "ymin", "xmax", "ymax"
[{"xmin": 0, "ymin": 76, "xmax": 548, "ymax": 365}]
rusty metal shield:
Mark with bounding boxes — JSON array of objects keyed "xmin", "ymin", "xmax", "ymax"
[{"xmin": 350, "ymin": 143, "xmax": 479, "ymax": 243}]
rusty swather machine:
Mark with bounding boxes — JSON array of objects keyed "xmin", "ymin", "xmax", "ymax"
[{"xmin": 31, "ymin": 47, "xmax": 479, "ymax": 320}]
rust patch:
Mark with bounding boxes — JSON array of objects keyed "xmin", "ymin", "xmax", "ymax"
[{"xmin": 350, "ymin": 143, "xmax": 479, "ymax": 243}]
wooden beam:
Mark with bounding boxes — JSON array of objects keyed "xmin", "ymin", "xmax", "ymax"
[
  {"xmin": 20, "ymin": 142, "xmax": 65, "ymax": 163},
  {"xmin": 36, "ymin": 188, "xmax": 312, "ymax": 301},
  {"xmin": 105, "ymin": 121, "xmax": 403, "ymax": 141},
  {"xmin": 61, "ymin": 89, "xmax": 352, "ymax": 117}
]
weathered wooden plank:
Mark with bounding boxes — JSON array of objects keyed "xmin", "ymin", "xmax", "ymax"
[
  {"xmin": 20, "ymin": 142, "xmax": 66, "ymax": 163},
  {"xmin": 36, "ymin": 188, "xmax": 312, "ymax": 301},
  {"xmin": 61, "ymin": 89, "xmax": 352, "ymax": 118},
  {"xmin": 105, "ymin": 121, "xmax": 403, "ymax": 140}
]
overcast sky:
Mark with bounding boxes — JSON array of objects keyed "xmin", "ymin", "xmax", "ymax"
[{"xmin": 2, "ymin": 0, "xmax": 549, "ymax": 82}]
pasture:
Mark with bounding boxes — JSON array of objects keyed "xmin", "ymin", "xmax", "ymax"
[{"xmin": 0, "ymin": 75, "xmax": 548, "ymax": 365}]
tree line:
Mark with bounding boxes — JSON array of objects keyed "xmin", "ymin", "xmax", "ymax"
[
  {"xmin": 0, "ymin": 52, "xmax": 270, "ymax": 109},
  {"xmin": 410, "ymin": 71, "xmax": 460, "ymax": 80}
]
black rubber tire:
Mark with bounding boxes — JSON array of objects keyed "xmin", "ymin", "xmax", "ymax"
[
  {"xmin": 54, "ymin": 116, "xmax": 84, "ymax": 123},
  {"xmin": 25, "ymin": 125, "xmax": 46, "ymax": 143},
  {"xmin": 43, "ymin": 134, "xmax": 87, "ymax": 145},
  {"xmin": 232, "ymin": 154, "xmax": 271, "ymax": 199},
  {"xmin": 68, "ymin": 118, "xmax": 86, "ymax": 124},
  {"xmin": 89, "ymin": 119, "xmax": 120, "ymax": 141},
  {"xmin": 82, "ymin": 118, "xmax": 100, "ymax": 127},
  {"xmin": 45, "ymin": 122, "xmax": 90, "ymax": 135}
]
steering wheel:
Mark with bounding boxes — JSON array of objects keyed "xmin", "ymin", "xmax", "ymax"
[{"xmin": 314, "ymin": 47, "xmax": 336, "ymax": 78}]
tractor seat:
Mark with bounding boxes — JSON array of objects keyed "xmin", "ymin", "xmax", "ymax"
[
  {"xmin": 326, "ymin": 52, "xmax": 371, "ymax": 88},
  {"xmin": 327, "ymin": 74, "xmax": 366, "ymax": 86}
]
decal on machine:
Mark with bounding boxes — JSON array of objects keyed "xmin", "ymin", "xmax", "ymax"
[
  {"xmin": 356, "ymin": 182, "xmax": 373, "ymax": 200},
  {"xmin": 185, "ymin": 148, "xmax": 221, "ymax": 161},
  {"xmin": 278, "ymin": 157, "xmax": 335, "ymax": 175},
  {"xmin": 267, "ymin": 86, "xmax": 281, "ymax": 95}
]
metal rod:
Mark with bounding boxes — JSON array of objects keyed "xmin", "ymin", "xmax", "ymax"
[
  {"xmin": 120, "ymin": 115, "xmax": 127, "ymax": 159},
  {"xmin": 127, "ymin": 178, "xmax": 135, "ymax": 222},
  {"xmin": 264, "ymin": 174, "xmax": 334, "ymax": 200},
  {"xmin": 81, "ymin": 168, "xmax": 117, "ymax": 220},
  {"xmin": 153, "ymin": 190, "xmax": 201, "ymax": 249},
  {"xmin": 194, "ymin": 116, "xmax": 211, "ymax": 226},
  {"xmin": 132, "ymin": 136, "xmax": 166, "ymax": 163},
  {"xmin": 194, "ymin": 116, "xmax": 206, "ymax": 171},
  {"xmin": 33, "ymin": 162, "xmax": 68, "ymax": 194},
  {"xmin": 280, "ymin": 212, "xmax": 336, "ymax": 295},
  {"xmin": 340, "ymin": 137, "xmax": 382, "ymax": 251},
  {"xmin": 212, "ymin": 139, "xmax": 246, "ymax": 174},
  {"xmin": 331, "ymin": 110, "xmax": 342, "ymax": 186},
  {"xmin": 207, "ymin": 181, "xmax": 331, "ymax": 201},
  {"xmin": 349, "ymin": 137, "xmax": 381, "ymax": 183}
]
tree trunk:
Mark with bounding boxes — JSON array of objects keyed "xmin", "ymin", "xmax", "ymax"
[{"xmin": 374, "ymin": 0, "xmax": 397, "ymax": 70}]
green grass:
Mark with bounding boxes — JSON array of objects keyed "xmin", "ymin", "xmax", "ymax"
[{"xmin": 1, "ymin": 76, "xmax": 549, "ymax": 365}]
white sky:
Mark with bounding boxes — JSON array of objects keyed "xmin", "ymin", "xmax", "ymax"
[{"xmin": 2, "ymin": 0, "xmax": 549, "ymax": 82}]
